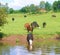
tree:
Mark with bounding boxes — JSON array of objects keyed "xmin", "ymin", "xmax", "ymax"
[
  {"xmin": 30, "ymin": 4, "xmax": 39, "ymax": 14},
  {"xmin": 45, "ymin": 2, "xmax": 52, "ymax": 11},
  {"xmin": 57, "ymin": 1, "xmax": 60, "ymax": 11},
  {"xmin": 39, "ymin": 1, "xmax": 45, "ymax": 9},
  {"xmin": 0, "ymin": 7, "xmax": 8, "ymax": 26},
  {"xmin": 34, "ymin": 6, "xmax": 40, "ymax": 13},
  {"xmin": 0, "ymin": 3, "xmax": 8, "ymax": 26},
  {"xmin": 53, "ymin": 1, "xmax": 58, "ymax": 12},
  {"xmin": 53, "ymin": 0, "xmax": 60, "ymax": 12},
  {"xmin": 9, "ymin": 8, "xmax": 14, "ymax": 14},
  {"xmin": 20, "ymin": 7, "xmax": 26, "ymax": 13},
  {"xmin": 20, "ymin": 6, "xmax": 30, "ymax": 13},
  {"xmin": 20, "ymin": 4, "xmax": 38, "ymax": 14},
  {"xmin": 5, "ymin": 3, "xmax": 9, "ymax": 13},
  {"xmin": 30, "ymin": 4, "xmax": 35, "ymax": 12},
  {"xmin": 24, "ymin": 6, "xmax": 31, "ymax": 13}
]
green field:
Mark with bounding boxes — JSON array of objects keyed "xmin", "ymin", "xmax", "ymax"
[{"xmin": 1, "ymin": 13, "xmax": 60, "ymax": 35}]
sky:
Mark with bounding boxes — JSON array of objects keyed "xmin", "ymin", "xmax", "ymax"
[{"xmin": 0, "ymin": 0, "xmax": 58, "ymax": 10}]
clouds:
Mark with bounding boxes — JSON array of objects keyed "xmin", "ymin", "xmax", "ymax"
[
  {"xmin": 0, "ymin": 0, "xmax": 57, "ymax": 10},
  {"xmin": 8, "ymin": 0, "xmax": 41, "ymax": 10}
]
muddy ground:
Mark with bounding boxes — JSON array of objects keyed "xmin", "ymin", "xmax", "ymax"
[{"xmin": 0, "ymin": 34, "xmax": 60, "ymax": 45}]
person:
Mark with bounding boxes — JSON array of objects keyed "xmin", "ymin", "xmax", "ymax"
[
  {"xmin": 27, "ymin": 32, "xmax": 33, "ymax": 50},
  {"xmin": 27, "ymin": 32, "xmax": 33, "ymax": 45}
]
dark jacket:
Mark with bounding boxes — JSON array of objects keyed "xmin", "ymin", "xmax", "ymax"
[{"xmin": 27, "ymin": 33, "xmax": 33, "ymax": 42}]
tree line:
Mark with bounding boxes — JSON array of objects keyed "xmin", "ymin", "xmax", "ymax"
[
  {"xmin": 0, "ymin": 0, "xmax": 60, "ymax": 14},
  {"xmin": 9, "ymin": 0, "xmax": 60, "ymax": 14}
]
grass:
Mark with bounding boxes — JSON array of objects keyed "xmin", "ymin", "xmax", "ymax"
[{"xmin": 0, "ymin": 13, "xmax": 60, "ymax": 35}]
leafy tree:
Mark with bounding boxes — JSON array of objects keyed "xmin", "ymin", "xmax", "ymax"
[
  {"xmin": 0, "ymin": 3, "xmax": 8, "ymax": 26},
  {"xmin": 30, "ymin": 4, "xmax": 39, "ymax": 14},
  {"xmin": 20, "ymin": 6, "xmax": 30, "ymax": 13},
  {"xmin": 30, "ymin": 4, "xmax": 35, "ymax": 13},
  {"xmin": 5, "ymin": 3, "xmax": 9, "ymax": 13},
  {"xmin": 34, "ymin": 6, "xmax": 40, "ymax": 13},
  {"xmin": 9, "ymin": 8, "xmax": 14, "ymax": 14},
  {"xmin": 45, "ymin": 2, "xmax": 52, "ymax": 11},
  {"xmin": 39, "ymin": 1, "xmax": 45, "ymax": 9},
  {"xmin": 0, "ymin": 8, "xmax": 8, "ymax": 26},
  {"xmin": 57, "ymin": 1, "xmax": 60, "ymax": 11},
  {"xmin": 53, "ymin": 0, "xmax": 60, "ymax": 12},
  {"xmin": 53, "ymin": 1, "xmax": 58, "ymax": 12},
  {"xmin": 24, "ymin": 6, "xmax": 31, "ymax": 13},
  {"xmin": 20, "ymin": 4, "xmax": 40, "ymax": 14}
]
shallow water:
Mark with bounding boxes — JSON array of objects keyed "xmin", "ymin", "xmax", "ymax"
[{"xmin": 0, "ymin": 40, "xmax": 60, "ymax": 55}]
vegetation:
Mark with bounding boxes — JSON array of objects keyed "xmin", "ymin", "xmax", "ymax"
[
  {"xmin": 5, "ymin": 0, "xmax": 60, "ymax": 14},
  {"xmin": 53, "ymin": 1, "xmax": 60, "ymax": 12},
  {"xmin": 0, "ymin": 0, "xmax": 60, "ymax": 35},
  {"xmin": 45, "ymin": 2, "xmax": 52, "ymax": 11},
  {"xmin": 0, "ymin": 12, "xmax": 59, "ymax": 35},
  {"xmin": 0, "ymin": 32, "xmax": 5, "ymax": 39},
  {"xmin": 0, "ymin": 3, "xmax": 8, "ymax": 26},
  {"xmin": 16, "ymin": 38, "xmax": 19, "ymax": 43}
]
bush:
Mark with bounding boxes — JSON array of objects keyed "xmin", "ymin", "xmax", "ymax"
[
  {"xmin": 0, "ymin": 8, "xmax": 8, "ymax": 26},
  {"xmin": 0, "ymin": 32, "xmax": 4, "ymax": 39},
  {"xmin": 56, "ymin": 32, "xmax": 60, "ymax": 34}
]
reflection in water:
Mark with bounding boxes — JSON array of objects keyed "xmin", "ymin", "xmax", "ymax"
[
  {"xmin": 0, "ymin": 41, "xmax": 60, "ymax": 55},
  {"xmin": 0, "ymin": 43, "xmax": 10, "ymax": 55},
  {"xmin": 27, "ymin": 45, "xmax": 33, "ymax": 51},
  {"xmin": 10, "ymin": 46, "xmax": 28, "ymax": 55}
]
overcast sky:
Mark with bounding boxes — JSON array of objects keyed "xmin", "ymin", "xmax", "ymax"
[{"xmin": 0, "ymin": 0, "xmax": 58, "ymax": 10}]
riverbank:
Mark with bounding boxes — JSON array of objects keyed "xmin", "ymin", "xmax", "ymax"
[{"xmin": 0, "ymin": 34, "xmax": 60, "ymax": 46}]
